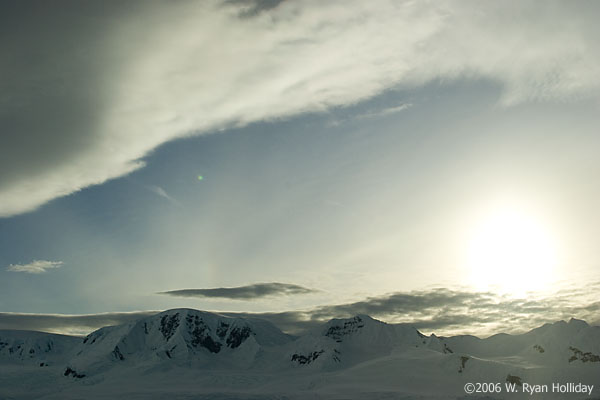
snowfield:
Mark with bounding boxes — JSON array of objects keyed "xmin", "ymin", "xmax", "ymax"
[{"xmin": 1, "ymin": 309, "xmax": 600, "ymax": 399}]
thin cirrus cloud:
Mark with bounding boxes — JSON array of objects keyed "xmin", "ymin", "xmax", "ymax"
[
  {"xmin": 0, "ymin": 311, "xmax": 159, "ymax": 336},
  {"xmin": 355, "ymin": 103, "xmax": 413, "ymax": 120},
  {"xmin": 158, "ymin": 282, "xmax": 316, "ymax": 300},
  {"xmin": 147, "ymin": 185, "xmax": 182, "ymax": 207},
  {"xmin": 1, "ymin": 0, "xmax": 599, "ymax": 218},
  {"xmin": 6, "ymin": 260, "xmax": 64, "ymax": 274},
  {"xmin": 3, "ymin": 285, "xmax": 600, "ymax": 337}
]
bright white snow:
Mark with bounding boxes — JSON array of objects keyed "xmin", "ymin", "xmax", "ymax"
[{"xmin": 1, "ymin": 309, "xmax": 599, "ymax": 399}]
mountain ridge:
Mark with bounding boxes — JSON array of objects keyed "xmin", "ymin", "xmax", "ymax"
[{"xmin": 2, "ymin": 309, "xmax": 600, "ymax": 399}]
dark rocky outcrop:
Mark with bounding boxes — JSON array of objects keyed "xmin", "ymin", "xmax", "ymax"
[
  {"xmin": 160, "ymin": 313, "xmax": 180, "ymax": 341},
  {"xmin": 533, "ymin": 344, "xmax": 545, "ymax": 353},
  {"xmin": 568, "ymin": 346, "xmax": 600, "ymax": 363},
  {"xmin": 443, "ymin": 343, "xmax": 453, "ymax": 354},
  {"xmin": 291, "ymin": 350, "xmax": 324, "ymax": 365},
  {"xmin": 216, "ymin": 322, "xmax": 230, "ymax": 340},
  {"xmin": 506, "ymin": 374, "xmax": 523, "ymax": 386},
  {"xmin": 64, "ymin": 367, "xmax": 85, "ymax": 378},
  {"xmin": 112, "ymin": 346, "xmax": 124, "ymax": 361},
  {"xmin": 458, "ymin": 356, "xmax": 469, "ymax": 373},
  {"xmin": 186, "ymin": 314, "xmax": 222, "ymax": 353},
  {"xmin": 325, "ymin": 317, "xmax": 365, "ymax": 343},
  {"xmin": 226, "ymin": 327, "xmax": 252, "ymax": 349}
]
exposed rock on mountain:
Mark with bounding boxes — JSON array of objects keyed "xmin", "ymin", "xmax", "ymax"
[{"xmin": 2, "ymin": 310, "xmax": 600, "ymax": 399}]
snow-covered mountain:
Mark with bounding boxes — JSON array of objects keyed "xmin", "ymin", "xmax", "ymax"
[
  {"xmin": 66, "ymin": 308, "xmax": 292, "ymax": 377},
  {"xmin": 444, "ymin": 317, "xmax": 600, "ymax": 364},
  {"xmin": 2, "ymin": 309, "xmax": 600, "ymax": 399},
  {"xmin": 286, "ymin": 315, "xmax": 425, "ymax": 370},
  {"xmin": 0, "ymin": 329, "xmax": 80, "ymax": 366}
]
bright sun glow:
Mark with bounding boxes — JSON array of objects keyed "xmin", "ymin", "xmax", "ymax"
[{"xmin": 467, "ymin": 206, "xmax": 558, "ymax": 295}]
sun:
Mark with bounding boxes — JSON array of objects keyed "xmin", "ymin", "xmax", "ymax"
[{"xmin": 466, "ymin": 206, "xmax": 558, "ymax": 295}]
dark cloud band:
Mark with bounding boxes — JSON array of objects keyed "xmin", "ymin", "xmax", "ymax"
[
  {"xmin": 158, "ymin": 282, "xmax": 316, "ymax": 300},
  {"xmin": 2, "ymin": 285, "xmax": 599, "ymax": 337}
]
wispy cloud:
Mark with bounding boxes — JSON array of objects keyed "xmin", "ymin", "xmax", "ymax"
[
  {"xmin": 0, "ymin": 311, "xmax": 159, "ymax": 336},
  {"xmin": 355, "ymin": 103, "xmax": 413, "ymax": 120},
  {"xmin": 327, "ymin": 103, "xmax": 413, "ymax": 127},
  {"xmin": 158, "ymin": 282, "xmax": 316, "ymax": 300},
  {"xmin": 1, "ymin": 1, "xmax": 599, "ymax": 217},
  {"xmin": 148, "ymin": 185, "xmax": 181, "ymax": 207},
  {"xmin": 6, "ymin": 260, "xmax": 63, "ymax": 274}
]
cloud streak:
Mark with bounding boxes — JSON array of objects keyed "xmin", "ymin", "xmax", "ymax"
[
  {"xmin": 1, "ymin": 0, "xmax": 599, "ymax": 217},
  {"xmin": 4, "ymin": 285, "xmax": 600, "ymax": 337},
  {"xmin": 158, "ymin": 282, "xmax": 316, "ymax": 300},
  {"xmin": 0, "ymin": 311, "xmax": 159, "ymax": 336},
  {"xmin": 355, "ymin": 103, "xmax": 413, "ymax": 120},
  {"xmin": 6, "ymin": 260, "xmax": 64, "ymax": 274},
  {"xmin": 300, "ymin": 285, "xmax": 600, "ymax": 336},
  {"xmin": 148, "ymin": 185, "xmax": 182, "ymax": 207}
]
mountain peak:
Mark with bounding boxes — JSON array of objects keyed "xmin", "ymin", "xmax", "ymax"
[
  {"xmin": 66, "ymin": 308, "xmax": 295, "ymax": 376},
  {"xmin": 568, "ymin": 317, "xmax": 589, "ymax": 327}
]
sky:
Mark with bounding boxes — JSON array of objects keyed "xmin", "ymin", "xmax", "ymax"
[{"xmin": 1, "ymin": 0, "xmax": 600, "ymax": 337}]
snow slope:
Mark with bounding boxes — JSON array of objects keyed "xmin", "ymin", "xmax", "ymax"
[
  {"xmin": 0, "ymin": 329, "xmax": 80, "ymax": 366},
  {"xmin": 2, "ymin": 310, "xmax": 600, "ymax": 399},
  {"xmin": 66, "ymin": 308, "xmax": 293, "ymax": 376}
]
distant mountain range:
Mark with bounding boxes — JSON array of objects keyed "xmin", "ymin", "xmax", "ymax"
[{"xmin": 2, "ymin": 308, "xmax": 600, "ymax": 399}]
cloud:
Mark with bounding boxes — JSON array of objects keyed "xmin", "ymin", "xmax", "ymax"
[
  {"xmin": 328, "ymin": 103, "xmax": 412, "ymax": 126},
  {"xmin": 0, "ymin": 311, "xmax": 159, "ymax": 336},
  {"xmin": 5, "ymin": 285, "xmax": 600, "ymax": 337},
  {"xmin": 0, "ymin": 308, "xmax": 313, "ymax": 337},
  {"xmin": 1, "ymin": 1, "xmax": 599, "ymax": 217},
  {"xmin": 225, "ymin": 284, "xmax": 600, "ymax": 336},
  {"xmin": 355, "ymin": 103, "xmax": 413, "ymax": 120},
  {"xmin": 6, "ymin": 260, "xmax": 64, "ymax": 274},
  {"xmin": 301, "ymin": 286, "xmax": 600, "ymax": 336},
  {"xmin": 158, "ymin": 282, "xmax": 316, "ymax": 300},
  {"xmin": 148, "ymin": 185, "xmax": 182, "ymax": 207}
]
